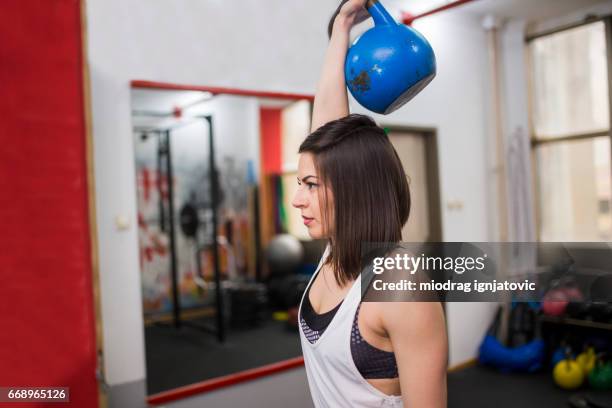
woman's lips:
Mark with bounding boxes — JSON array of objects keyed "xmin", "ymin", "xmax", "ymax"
[{"xmin": 303, "ymin": 216, "xmax": 314, "ymax": 226}]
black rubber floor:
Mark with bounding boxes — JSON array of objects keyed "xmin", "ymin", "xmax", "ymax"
[
  {"xmin": 144, "ymin": 318, "xmax": 302, "ymax": 394},
  {"xmin": 448, "ymin": 365, "xmax": 612, "ymax": 408},
  {"xmin": 145, "ymin": 321, "xmax": 612, "ymax": 406}
]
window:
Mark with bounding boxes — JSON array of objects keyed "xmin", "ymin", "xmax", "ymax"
[{"xmin": 529, "ymin": 20, "xmax": 612, "ymax": 241}]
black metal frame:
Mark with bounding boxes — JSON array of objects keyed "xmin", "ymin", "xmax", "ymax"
[{"xmin": 135, "ymin": 115, "xmax": 225, "ymax": 342}]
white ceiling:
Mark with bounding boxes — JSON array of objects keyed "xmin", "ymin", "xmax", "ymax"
[
  {"xmin": 130, "ymin": 88, "xmax": 302, "ymax": 132},
  {"xmin": 131, "ymin": 89, "xmax": 298, "ymax": 112},
  {"xmin": 382, "ymin": 0, "xmax": 611, "ymax": 23},
  {"xmin": 456, "ymin": 0, "xmax": 610, "ymax": 21},
  {"xmin": 131, "ymin": 89, "xmax": 211, "ymax": 112}
]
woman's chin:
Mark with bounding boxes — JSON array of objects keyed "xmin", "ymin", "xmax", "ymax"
[
  {"xmin": 307, "ymin": 227, "xmax": 329, "ymax": 240},
  {"xmin": 307, "ymin": 228, "xmax": 323, "ymax": 240}
]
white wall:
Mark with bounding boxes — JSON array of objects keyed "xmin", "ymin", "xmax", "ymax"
[
  {"xmin": 351, "ymin": 12, "xmax": 498, "ymax": 365},
  {"xmin": 86, "ymin": 0, "xmax": 335, "ymax": 387},
  {"xmin": 86, "ymin": 0, "xmax": 503, "ymax": 391}
]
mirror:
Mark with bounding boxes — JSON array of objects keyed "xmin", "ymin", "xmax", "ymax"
[{"xmin": 131, "ymin": 85, "xmax": 323, "ymax": 396}]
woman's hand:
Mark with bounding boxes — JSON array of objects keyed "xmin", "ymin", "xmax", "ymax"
[{"xmin": 329, "ymin": 0, "xmax": 370, "ymax": 38}]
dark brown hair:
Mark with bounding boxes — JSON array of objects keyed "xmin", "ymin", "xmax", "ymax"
[
  {"xmin": 328, "ymin": 0, "xmax": 350, "ymax": 38},
  {"xmin": 299, "ymin": 114, "xmax": 410, "ymax": 286}
]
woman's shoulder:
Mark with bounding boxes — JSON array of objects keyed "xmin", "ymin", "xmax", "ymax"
[
  {"xmin": 378, "ymin": 301, "xmax": 446, "ymax": 339},
  {"xmin": 358, "ymin": 301, "xmax": 446, "ymax": 344}
]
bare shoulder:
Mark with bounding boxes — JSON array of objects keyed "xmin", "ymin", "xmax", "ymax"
[{"xmin": 376, "ymin": 301, "xmax": 447, "ymax": 340}]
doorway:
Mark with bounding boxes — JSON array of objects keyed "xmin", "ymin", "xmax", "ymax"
[{"xmin": 386, "ymin": 127, "xmax": 442, "ymax": 242}]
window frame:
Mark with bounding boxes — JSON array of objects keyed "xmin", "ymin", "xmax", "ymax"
[{"xmin": 526, "ymin": 17, "xmax": 612, "ymax": 241}]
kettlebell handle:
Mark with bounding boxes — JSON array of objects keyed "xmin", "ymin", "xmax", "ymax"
[{"xmin": 366, "ymin": 0, "xmax": 397, "ymax": 27}]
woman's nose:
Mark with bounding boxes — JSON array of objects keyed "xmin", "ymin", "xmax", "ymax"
[{"xmin": 292, "ymin": 189, "xmax": 307, "ymax": 209}]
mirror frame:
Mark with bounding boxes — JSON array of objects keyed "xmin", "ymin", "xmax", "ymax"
[{"xmin": 131, "ymin": 80, "xmax": 314, "ymax": 405}]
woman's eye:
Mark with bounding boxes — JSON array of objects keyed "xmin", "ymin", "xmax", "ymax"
[{"xmin": 306, "ymin": 183, "xmax": 318, "ymax": 190}]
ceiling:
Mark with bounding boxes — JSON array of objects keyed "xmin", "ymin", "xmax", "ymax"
[
  {"xmin": 383, "ymin": 0, "xmax": 610, "ymax": 23},
  {"xmin": 456, "ymin": 0, "xmax": 610, "ymax": 21},
  {"xmin": 131, "ymin": 89, "xmax": 299, "ymax": 112},
  {"xmin": 130, "ymin": 88, "xmax": 303, "ymax": 131},
  {"xmin": 131, "ymin": 89, "xmax": 211, "ymax": 112}
]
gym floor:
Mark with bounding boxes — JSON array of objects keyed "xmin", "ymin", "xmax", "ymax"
[
  {"xmin": 145, "ymin": 318, "xmax": 301, "ymax": 394},
  {"xmin": 448, "ymin": 365, "xmax": 612, "ymax": 407},
  {"xmin": 147, "ymin": 316, "xmax": 612, "ymax": 406}
]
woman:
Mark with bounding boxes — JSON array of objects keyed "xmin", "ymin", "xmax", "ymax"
[{"xmin": 291, "ymin": 0, "xmax": 448, "ymax": 407}]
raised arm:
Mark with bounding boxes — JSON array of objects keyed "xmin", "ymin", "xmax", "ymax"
[{"xmin": 311, "ymin": 0, "xmax": 369, "ymax": 132}]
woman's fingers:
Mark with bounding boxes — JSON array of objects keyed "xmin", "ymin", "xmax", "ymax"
[
  {"xmin": 354, "ymin": 8, "xmax": 371, "ymax": 25},
  {"xmin": 328, "ymin": 0, "xmax": 369, "ymax": 39},
  {"xmin": 339, "ymin": 0, "xmax": 368, "ymax": 20}
]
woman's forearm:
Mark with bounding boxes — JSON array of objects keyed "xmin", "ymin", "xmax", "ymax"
[{"xmin": 311, "ymin": 18, "xmax": 352, "ymax": 132}]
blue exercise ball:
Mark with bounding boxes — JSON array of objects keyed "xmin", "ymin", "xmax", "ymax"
[{"xmin": 345, "ymin": 0, "xmax": 436, "ymax": 114}]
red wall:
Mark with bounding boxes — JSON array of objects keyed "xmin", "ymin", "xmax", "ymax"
[
  {"xmin": 0, "ymin": 1, "xmax": 99, "ymax": 406},
  {"xmin": 260, "ymin": 108, "xmax": 283, "ymax": 175}
]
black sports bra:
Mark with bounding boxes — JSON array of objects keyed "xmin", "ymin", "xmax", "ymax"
[{"xmin": 300, "ymin": 284, "xmax": 399, "ymax": 379}]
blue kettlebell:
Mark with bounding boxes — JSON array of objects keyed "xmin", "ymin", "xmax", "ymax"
[{"xmin": 345, "ymin": 0, "xmax": 436, "ymax": 114}]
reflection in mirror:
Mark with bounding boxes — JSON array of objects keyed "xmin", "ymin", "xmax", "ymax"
[{"xmin": 131, "ymin": 87, "xmax": 323, "ymax": 395}]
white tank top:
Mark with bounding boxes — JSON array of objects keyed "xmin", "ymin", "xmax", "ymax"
[{"xmin": 298, "ymin": 247, "xmax": 404, "ymax": 408}]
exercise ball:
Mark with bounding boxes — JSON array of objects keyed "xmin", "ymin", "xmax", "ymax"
[
  {"xmin": 345, "ymin": 0, "xmax": 436, "ymax": 114},
  {"xmin": 553, "ymin": 359, "xmax": 584, "ymax": 390},
  {"xmin": 562, "ymin": 286, "xmax": 584, "ymax": 302},
  {"xmin": 542, "ymin": 289, "xmax": 569, "ymax": 316},
  {"xmin": 266, "ymin": 234, "xmax": 304, "ymax": 276}
]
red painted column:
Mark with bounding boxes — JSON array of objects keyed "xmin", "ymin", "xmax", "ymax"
[
  {"xmin": 260, "ymin": 108, "xmax": 283, "ymax": 175},
  {"xmin": 0, "ymin": 1, "xmax": 99, "ymax": 407}
]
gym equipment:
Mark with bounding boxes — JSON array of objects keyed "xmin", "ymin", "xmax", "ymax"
[
  {"xmin": 590, "ymin": 275, "xmax": 612, "ymax": 302},
  {"xmin": 542, "ymin": 288, "xmax": 569, "ymax": 316},
  {"xmin": 585, "ymin": 336, "xmax": 611, "ymax": 354},
  {"xmin": 569, "ymin": 393, "xmax": 612, "ymax": 408},
  {"xmin": 179, "ymin": 202, "xmax": 199, "ymax": 238},
  {"xmin": 287, "ymin": 306, "xmax": 299, "ymax": 329},
  {"xmin": 589, "ymin": 360, "xmax": 612, "ymax": 390},
  {"xmin": 553, "ymin": 359, "xmax": 584, "ymax": 390},
  {"xmin": 542, "ymin": 277, "xmax": 584, "ymax": 316},
  {"xmin": 507, "ymin": 302, "xmax": 537, "ymax": 347},
  {"xmin": 589, "ymin": 302, "xmax": 612, "ymax": 323},
  {"xmin": 577, "ymin": 348, "xmax": 597, "ymax": 376},
  {"xmin": 265, "ymin": 234, "xmax": 304, "ymax": 276},
  {"xmin": 569, "ymin": 394, "xmax": 591, "ymax": 408},
  {"xmin": 567, "ymin": 302, "xmax": 591, "ymax": 319},
  {"xmin": 478, "ymin": 307, "xmax": 544, "ymax": 372},
  {"xmin": 225, "ymin": 282, "xmax": 268, "ymax": 328},
  {"xmin": 552, "ymin": 346, "xmax": 573, "ymax": 368},
  {"xmin": 267, "ymin": 274, "xmax": 310, "ymax": 310},
  {"xmin": 345, "ymin": 0, "xmax": 436, "ymax": 114},
  {"xmin": 563, "ymin": 285, "xmax": 584, "ymax": 302},
  {"xmin": 273, "ymin": 311, "xmax": 289, "ymax": 321},
  {"xmin": 479, "ymin": 335, "xmax": 545, "ymax": 372},
  {"xmin": 586, "ymin": 393, "xmax": 612, "ymax": 407},
  {"xmin": 135, "ymin": 116, "xmax": 226, "ymax": 342}
]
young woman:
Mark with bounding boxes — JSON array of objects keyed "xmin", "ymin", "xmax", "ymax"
[{"xmin": 291, "ymin": 0, "xmax": 448, "ymax": 406}]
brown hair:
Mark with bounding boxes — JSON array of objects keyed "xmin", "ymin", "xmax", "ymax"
[{"xmin": 299, "ymin": 114, "xmax": 410, "ymax": 286}]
